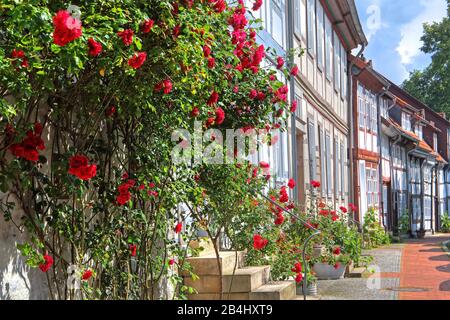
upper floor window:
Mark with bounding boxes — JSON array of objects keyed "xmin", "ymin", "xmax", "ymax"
[
  {"xmin": 381, "ymin": 98, "xmax": 389, "ymax": 119},
  {"xmin": 316, "ymin": 1, "xmax": 324, "ymax": 69},
  {"xmin": 333, "ymin": 32, "xmax": 341, "ymax": 91},
  {"xmin": 402, "ymin": 112, "xmax": 412, "ymax": 132},
  {"xmin": 433, "ymin": 133, "xmax": 438, "ymax": 151},
  {"xmin": 324, "ymin": 14, "xmax": 332, "ymax": 80},
  {"xmin": 307, "ymin": 0, "xmax": 316, "ymax": 55},
  {"xmin": 294, "ymin": 0, "xmax": 301, "ymax": 37},
  {"xmin": 415, "ymin": 124, "xmax": 423, "ymax": 140},
  {"xmin": 341, "ymin": 45, "xmax": 347, "ymax": 99},
  {"xmin": 269, "ymin": 0, "xmax": 285, "ymax": 47}
]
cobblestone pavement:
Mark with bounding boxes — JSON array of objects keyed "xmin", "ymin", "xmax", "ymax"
[
  {"xmin": 317, "ymin": 235, "xmax": 450, "ymax": 300},
  {"xmin": 318, "ymin": 244, "xmax": 403, "ymax": 300}
]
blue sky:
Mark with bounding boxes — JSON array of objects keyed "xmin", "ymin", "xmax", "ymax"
[{"xmin": 355, "ymin": 0, "xmax": 447, "ymax": 85}]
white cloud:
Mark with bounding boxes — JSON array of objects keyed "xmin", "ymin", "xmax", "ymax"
[
  {"xmin": 364, "ymin": 0, "xmax": 389, "ymax": 41},
  {"xmin": 396, "ymin": 0, "xmax": 447, "ymax": 65}
]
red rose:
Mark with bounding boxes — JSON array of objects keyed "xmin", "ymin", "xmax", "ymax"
[
  {"xmin": 311, "ymin": 180, "xmax": 321, "ymax": 188},
  {"xmin": 169, "ymin": 259, "xmax": 175, "ymax": 266},
  {"xmin": 117, "ymin": 29, "xmax": 134, "ymax": 46},
  {"xmin": 212, "ymin": 0, "xmax": 227, "ymax": 13},
  {"xmin": 291, "ymin": 262, "xmax": 302, "ymax": 274},
  {"xmin": 207, "ymin": 57, "xmax": 216, "ymax": 69},
  {"xmin": 207, "ymin": 91, "xmax": 219, "ymax": 106},
  {"xmin": 68, "ymin": 155, "xmax": 97, "ymax": 180},
  {"xmin": 39, "ymin": 254, "xmax": 53, "ymax": 273},
  {"xmin": 82, "ymin": 269, "xmax": 93, "ymax": 280},
  {"xmin": 174, "ymin": 222, "xmax": 183, "ymax": 234},
  {"xmin": 252, "ymin": 0, "xmax": 263, "ymax": 11},
  {"xmin": 290, "ymin": 101, "xmax": 298, "ymax": 113},
  {"xmin": 215, "ymin": 107, "xmax": 225, "ymax": 125},
  {"xmin": 295, "ymin": 273, "xmax": 303, "ymax": 283},
  {"xmin": 128, "ymin": 52, "xmax": 147, "ymax": 69},
  {"xmin": 141, "ymin": 19, "xmax": 154, "ymax": 33},
  {"xmin": 129, "ymin": 244, "xmax": 137, "ymax": 257},
  {"xmin": 253, "ymin": 234, "xmax": 268, "ymax": 250},
  {"xmin": 52, "ymin": 10, "xmax": 82, "ymax": 46},
  {"xmin": 333, "ymin": 247, "xmax": 341, "ymax": 255},
  {"xmin": 339, "ymin": 206, "xmax": 348, "ymax": 213},
  {"xmin": 274, "ymin": 214, "xmax": 285, "ymax": 225},
  {"xmin": 203, "ymin": 46, "xmax": 211, "ymax": 57},
  {"xmin": 276, "ymin": 56, "xmax": 285, "ymax": 69},
  {"xmin": 190, "ymin": 107, "xmax": 200, "ymax": 118},
  {"xmin": 288, "ymin": 179, "xmax": 296, "ymax": 189},
  {"xmin": 87, "ymin": 38, "xmax": 102, "ymax": 57}
]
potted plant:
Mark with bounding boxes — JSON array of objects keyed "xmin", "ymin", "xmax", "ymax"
[{"xmin": 296, "ymin": 273, "xmax": 318, "ymax": 296}]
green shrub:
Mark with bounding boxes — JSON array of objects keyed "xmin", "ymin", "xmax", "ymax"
[{"xmin": 363, "ymin": 207, "xmax": 390, "ymax": 249}]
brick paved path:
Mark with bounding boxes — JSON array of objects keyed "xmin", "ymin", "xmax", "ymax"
[
  {"xmin": 318, "ymin": 235, "xmax": 450, "ymax": 300},
  {"xmin": 399, "ymin": 236, "xmax": 450, "ymax": 300}
]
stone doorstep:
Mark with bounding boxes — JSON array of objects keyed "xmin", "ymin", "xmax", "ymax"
[
  {"xmin": 249, "ymin": 281, "xmax": 296, "ymax": 300},
  {"xmin": 182, "ymin": 251, "xmax": 246, "ymax": 276},
  {"xmin": 184, "ymin": 266, "xmax": 271, "ymax": 294}
]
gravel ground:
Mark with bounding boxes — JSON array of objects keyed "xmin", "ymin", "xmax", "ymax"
[{"xmin": 317, "ymin": 245, "xmax": 404, "ymax": 300}]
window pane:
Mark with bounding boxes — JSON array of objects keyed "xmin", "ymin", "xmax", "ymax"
[
  {"xmin": 316, "ymin": 1, "xmax": 324, "ymax": 68},
  {"xmin": 307, "ymin": 0, "xmax": 316, "ymax": 54}
]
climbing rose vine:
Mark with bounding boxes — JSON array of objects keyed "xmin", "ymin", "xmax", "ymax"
[{"xmin": 0, "ymin": 0, "xmax": 301, "ymax": 300}]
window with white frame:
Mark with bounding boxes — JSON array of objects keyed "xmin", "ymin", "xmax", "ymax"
[
  {"xmin": 366, "ymin": 166, "xmax": 379, "ymax": 208},
  {"xmin": 307, "ymin": 0, "xmax": 316, "ymax": 55},
  {"xmin": 294, "ymin": 0, "xmax": 301, "ymax": 37},
  {"xmin": 371, "ymin": 93, "xmax": 377, "ymax": 133},
  {"xmin": 381, "ymin": 98, "xmax": 389, "ymax": 119},
  {"xmin": 325, "ymin": 132, "xmax": 332, "ymax": 197},
  {"xmin": 294, "ymin": 94, "xmax": 303, "ymax": 119},
  {"xmin": 401, "ymin": 112, "xmax": 412, "ymax": 131},
  {"xmin": 319, "ymin": 125, "xmax": 326, "ymax": 196},
  {"xmin": 334, "ymin": 136, "xmax": 340, "ymax": 198},
  {"xmin": 341, "ymin": 45, "xmax": 347, "ymax": 99},
  {"xmin": 324, "ymin": 14, "xmax": 332, "ymax": 80},
  {"xmin": 340, "ymin": 141, "xmax": 345, "ymax": 198},
  {"xmin": 308, "ymin": 119, "xmax": 316, "ymax": 181},
  {"xmin": 269, "ymin": 0, "xmax": 285, "ymax": 48},
  {"xmin": 433, "ymin": 133, "xmax": 438, "ymax": 151},
  {"xmin": 358, "ymin": 84, "xmax": 365, "ymax": 129},
  {"xmin": 333, "ymin": 32, "xmax": 341, "ymax": 91},
  {"xmin": 415, "ymin": 124, "xmax": 423, "ymax": 140},
  {"xmin": 316, "ymin": 0, "xmax": 324, "ymax": 69}
]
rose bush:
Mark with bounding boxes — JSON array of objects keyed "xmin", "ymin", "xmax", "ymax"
[{"xmin": 0, "ymin": 0, "xmax": 301, "ymax": 299}]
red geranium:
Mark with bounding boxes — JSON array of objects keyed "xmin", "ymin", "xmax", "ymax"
[
  {"xmin": 290, "ymin": 101, "xmax": 298, "ymax": 113},
  {"xmin": 154, "ymin": 79, "xmax": 173, "ymax": 94},
  {"xmin": 190, "ymin": 107, "xmax": 200, "ymax": 118},
  {"xmin": 339, "ymin": 206, "xmax": 348, "ymax": 213},
  {"xmin": 128, "ymin": 52, "xmax": 147, "ymax": 69},
  {"xmin": 87, "ymin": 38, "xmax": 102, "ymax": 57},
  {"xmin": 349, "ymin": 203, "xmax": 357, "ymax": 212},
  {"xmin": 291, "ymin": 65, "xmax": 299, "ymax": 76},
  {"xmin": 39, "ymin": 254, "xmax": 53, "ymax": 273},
  {"xmin": 291, "ymin": 262, "xmax": 302, "ymax": 274},
  {"xmin": 276, "ymin": 56, "xmax": 284, "ymax": 69},
  {"xmin": 274, "ymin": 214, "xmax": 285, "ymax": 226},
  {"xmin": 68, "ymin": 155, "xmax": 97, "ymax": 180},
  {"xmin": 117, "ymin": 29, "xmax": 134, "ymax": 46},
  {"xmin": 52, "ymin": 10, "xmax": 82, "ymax": 46},
  {"xmin": 203, "ymin": 46, "xmax": 211, "ymax": 57},
  {"xmin": 253, "ymin": 234, "xmax": 268, "ymax": 250},
  {"xmin": 295, "ymin": 273, "xmax": 303, "ymax": 283},
  {"xmin": 212, "ymin": 0, "xmax": 227, "ymax": 13},
  {"xmin": 333, "ymin": 247, "xmax": 341, "ymax": 255}
]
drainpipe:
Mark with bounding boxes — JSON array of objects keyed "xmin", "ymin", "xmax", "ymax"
[
  {"xmin": 390, "ymin": 134, "xmax": 402, "ymax": 235},
  {"xmin": 406, "ymin": 146, "xmax": 420, "ymax": 237},
  {"xmin": 286, "ymin": 0, "xmax": 298, "ymax": 202},
  {"xmin": 348, "ymin": 44, "xmax": 366, "ymax": 218},
  {"xmin": 376, "ymin": 93, "xmax": 385, "ymax": 230}
]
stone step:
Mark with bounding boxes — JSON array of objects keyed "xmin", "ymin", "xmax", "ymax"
[
  {"xmin": 183, "ymin": 251, "xmax": 246, "ymax": 276},
  {"xmin": 184, "ymin": 266, "xmax": 271, "ymax": 294},
  {"xmin": 249, "ymin": 281, "xmax": 296, "ymax": 300},
  {"xmin": 187, "ymin": 292, "xmax": 251, "ymax": 300}
]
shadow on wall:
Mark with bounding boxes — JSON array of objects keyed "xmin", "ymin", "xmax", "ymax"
[{"xmin": 0, "ymin": 208, "xmax": 49, "ymax": 300}]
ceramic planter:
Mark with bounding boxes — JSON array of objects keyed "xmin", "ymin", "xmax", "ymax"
[{"xmin": 312, "ymin": 263, "xmax": 346, "ymax": 280}]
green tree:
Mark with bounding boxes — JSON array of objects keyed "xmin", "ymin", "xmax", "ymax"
[{"xmin": 402, "ymin": 1, "xmax": 450, "ymax": 115}]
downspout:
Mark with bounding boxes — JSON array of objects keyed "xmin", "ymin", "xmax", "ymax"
[
  {"xmin": 390, "ymin": 134, "xmax": 402, "ymax": 235},
  {"xmin": 348, "ymin": 44, "xmax": 366, "ymax": 218},
  {"xmin": 286, "ymin": 0, "xmax": 298, "ymax": 202},
  {"xmin": 406, "ymin": 146, "xmax": 420, "ymax": 237},
  {"xmin": 376, "ymin": 93, "xmax": 385, "ymax": 230}
]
